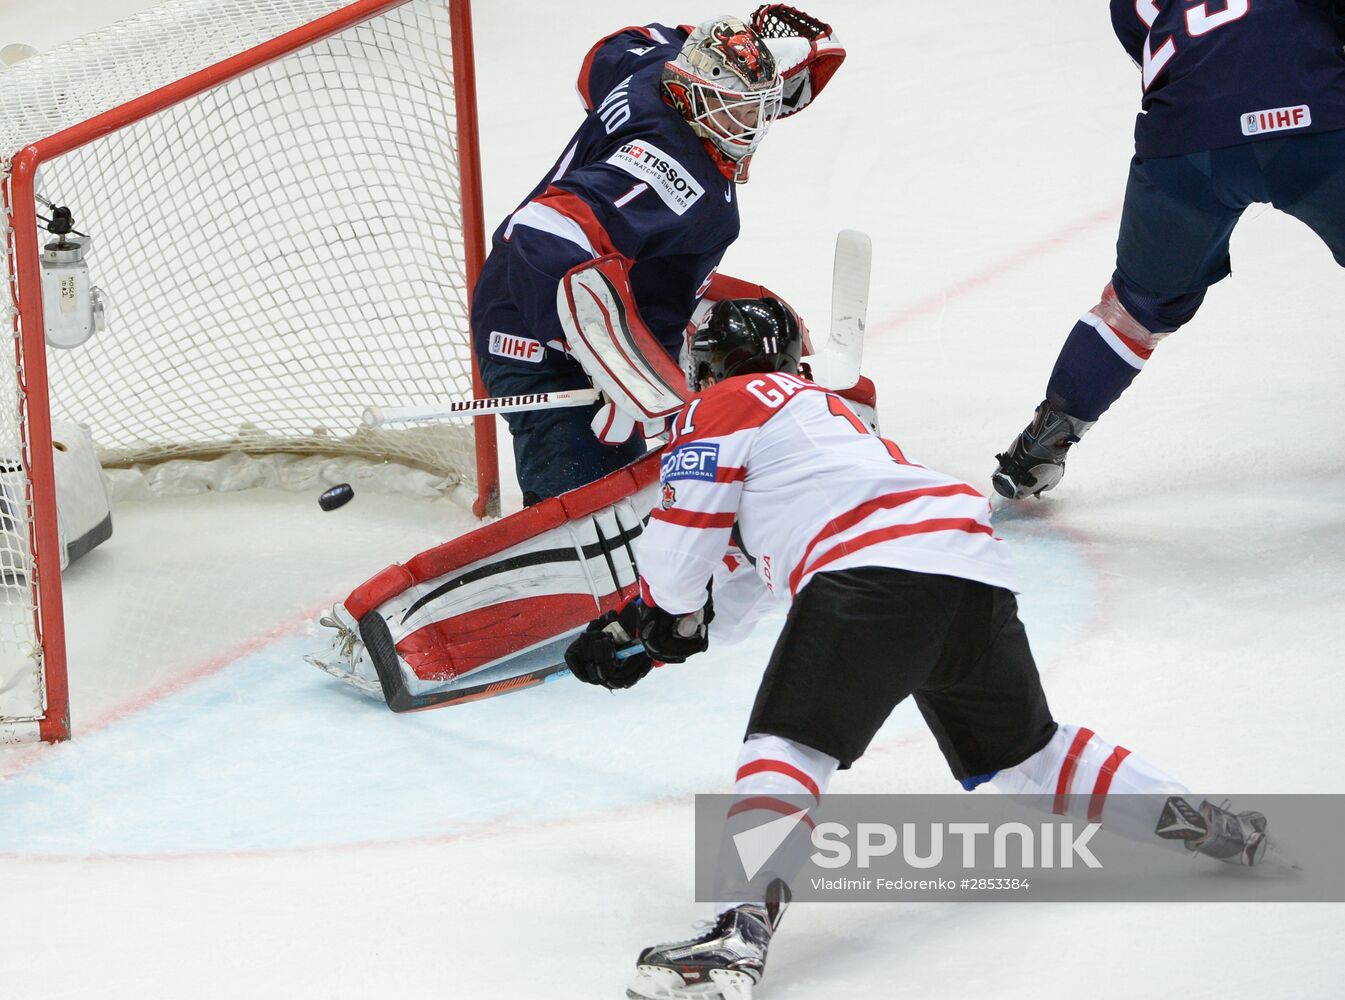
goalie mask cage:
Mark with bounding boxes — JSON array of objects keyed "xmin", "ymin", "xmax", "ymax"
[{"xmin": 0, "ymin": 0, "xmax": 498, "ymax": 744}]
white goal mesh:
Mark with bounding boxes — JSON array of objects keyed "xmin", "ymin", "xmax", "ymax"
[{"xmin": 0, "ymin": 0, "xmax": 483, "ymax": 740}]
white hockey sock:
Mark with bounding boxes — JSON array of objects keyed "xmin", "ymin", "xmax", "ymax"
[
  {"xmin": 714, "ymin": 734, "xmax": 840, "ymax": 917},
  {"xmin": 991, "ymin": 722, "xmax": 1193, "ymax": 852}
]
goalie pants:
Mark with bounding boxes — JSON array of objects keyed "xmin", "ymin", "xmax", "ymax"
[
  {"xmin": 477, "ymin": 354, "xmax": 646, "ymax": 501},
  {"xmin": 746, "ymin": 567, "xmax": 1056, "ymax": 776}
]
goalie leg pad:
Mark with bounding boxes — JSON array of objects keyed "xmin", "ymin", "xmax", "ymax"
[{"xmin": 309, "ymin": 455, "xmax": 662, "ymax": 713}]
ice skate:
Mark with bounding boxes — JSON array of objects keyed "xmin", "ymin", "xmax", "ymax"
[
  {"xmin": 1155, "ymin": 797, "xmax": 1286, "ymax": 867},
  {"xmin": 992, "ymin": 399, "xmax": 1094, "ymax": 499},
  {"xmin": 304, "ymin": 603, "xmax": 382, "ymax": 698},
  {"xmin": 627, "ymin": 881, "xmax": 789, "ymax": 1000}
]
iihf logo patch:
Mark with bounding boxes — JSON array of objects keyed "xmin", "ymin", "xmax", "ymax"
[
  {"xmin": 488, "ymin": 331, "xmax": 544, "ymax": 363},
  {"xmin": 662, "ymin": 442, "xmax": 719, "ymax": 482},
  {"xmin": 1240, "ymin": 104, "xmax": 1311, "ymax": 137}
]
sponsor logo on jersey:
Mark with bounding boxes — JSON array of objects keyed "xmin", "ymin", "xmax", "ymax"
[
  {"xmin": 1240, "ymin": 104, "xmax": 1311, "ymax": 137},
  {"xmin": 662, "ymin": 442, "xmax": 719, "ymax": 481},
  {"xmin": 607, "ymin": 140, "xmax": 705, "ymax": 215},
  {"xmin": 488, "ymin": 331, "xmax": 545, "ymax": 364}
]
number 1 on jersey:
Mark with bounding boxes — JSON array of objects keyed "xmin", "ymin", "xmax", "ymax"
[{"xmin": 826, "ymin": 394, "xmax": 907, "ymax": 464}]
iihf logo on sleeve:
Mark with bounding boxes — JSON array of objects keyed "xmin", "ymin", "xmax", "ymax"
[
  {"xmin": 662, "ymin": 443, "xmax": 720, "ymax": 482},
  {"xmin": 487, "ymin": 330, "xmax": 544, "ymax": 363}
]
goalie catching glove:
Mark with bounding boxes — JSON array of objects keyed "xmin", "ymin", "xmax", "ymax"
[
  {"xmin": 751, "ymin": 4, "xmax": 845, "ymax": 119},
  {"xmin": 565, "ymin": 594, "xmax": 714, "ymax": 690}
]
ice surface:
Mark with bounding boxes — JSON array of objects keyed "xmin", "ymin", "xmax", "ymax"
[{"xmin": 1, "ymin": 2, "xmax": 1342, "ymax": 998}]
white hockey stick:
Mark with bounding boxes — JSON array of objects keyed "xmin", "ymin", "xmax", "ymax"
[
  {"xmin": 363, "ymin": 388, "xmax": 600, "ymax": 427},
  {"xmin": 807, "ymin": 229, "xmax": 872, "ymax": 391}
]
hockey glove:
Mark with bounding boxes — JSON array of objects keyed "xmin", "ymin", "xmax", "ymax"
[
  {"xmin": 751, "ymin": 4, "xmax": 845, "ymax": 120},
  {"xmin": 565, "ymin": 602, "xmax": 654, "ymax": 690},
  {"xmin": 559, "ymin": 256, "xmax": 687, "ymax": 446},
  {"xmin": 637, "ymin": 596, "xmax": 715, "ymax": 664},
  {"xmin": 590, "ymin": 394, "xmax": 668, "ymax": 446}
]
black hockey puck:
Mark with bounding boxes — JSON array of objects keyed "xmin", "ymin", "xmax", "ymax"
[{"xmin": 319, "ymin": 483, "xmax": 354, "ymax": 511}]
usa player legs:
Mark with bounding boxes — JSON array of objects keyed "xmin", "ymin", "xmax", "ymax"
[
  {"xmin": 994, "ymin": 127, "xmax": 1345, "ymax": 500},
  {"xmin": 993, "ymin": 0, "xmax": 1345, "ymax": 499}
]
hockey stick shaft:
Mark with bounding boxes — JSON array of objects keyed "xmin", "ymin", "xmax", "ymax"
[{"xmin": 363, "ymin": 388, "xmax": 601, "ymax": 426}]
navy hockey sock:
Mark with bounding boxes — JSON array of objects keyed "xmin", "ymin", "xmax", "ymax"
[{"xmin": 1044, "ymin": 316, "xmax": 1143, "ymax": 423}]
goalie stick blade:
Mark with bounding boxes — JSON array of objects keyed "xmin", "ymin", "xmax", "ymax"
[
  {"xmin": 359, "ymin": 610, "xmax": 574, "ymax": 713},
  {"xmin": 809, "ymin": 229, "xmax": 872, "ymax": 391}
]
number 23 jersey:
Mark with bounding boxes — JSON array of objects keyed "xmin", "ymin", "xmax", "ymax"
[{"xmin": 1111, "ymin": 0, "xmax": 1345, "ymax": 157}]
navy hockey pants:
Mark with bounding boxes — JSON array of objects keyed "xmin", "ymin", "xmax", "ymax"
[
  {"xmin": 1116, "ymin": 126, "xmax": 1345, "ymax": 302},
  {"xmin": 1046, "ymin": 128, "xmax": 1345, "ymax": 421},
  {"xmin": 477, "ymin": 353, "xmax": 646, "ymax": 503}
]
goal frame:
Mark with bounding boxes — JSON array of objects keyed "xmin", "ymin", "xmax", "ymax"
[{"xmin": 3, "ymin": 0, "xmax": 498, "ymax": 743}]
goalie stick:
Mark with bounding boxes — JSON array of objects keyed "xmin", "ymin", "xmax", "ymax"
[
  {"xmin": 363, "ymin": 388, "xmax": 600, "ymax": 427},
  {"xmin": 806, "ymin": 228, "xmax": 871, "ymax": 391},
  {"xmin": 360, "ymin": 231, "xmax": 872, "ymax": 425},
  {"xmin": 361, "ymin": 619, "xmax": 645, "ymax": 713}
]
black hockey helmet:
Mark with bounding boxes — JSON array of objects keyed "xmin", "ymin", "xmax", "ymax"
[{"xmin": 688, "ymin": 297, "xmax": 802, "ymax": 392}]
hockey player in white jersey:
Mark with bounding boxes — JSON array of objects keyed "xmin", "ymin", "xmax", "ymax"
[{"xmin": 565, "ymin": 298, "xmax": 1280, "ymax": 1000}]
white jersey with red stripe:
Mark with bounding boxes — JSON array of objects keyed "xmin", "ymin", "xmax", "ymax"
[{"xmin": 638, "ymin": 372, "xmax": 1018, "ymax": 618}]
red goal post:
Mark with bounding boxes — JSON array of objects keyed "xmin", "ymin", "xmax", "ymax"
[{"xmin": 0, "ymin": 0, "xmax": 499, "ymax": 744}]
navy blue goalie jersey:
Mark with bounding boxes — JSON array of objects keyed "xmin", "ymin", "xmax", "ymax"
[
  {"xmin": 1111, "ymin": 0, "xmax": 1345, "ymax": 157},
  {"xmin": 471, "ymin": 23, "xmax": 740, "ymax": 373}
]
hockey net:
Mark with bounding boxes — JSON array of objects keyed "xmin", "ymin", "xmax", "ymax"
[{"xmin": 0, "ymin": 0, "xmax": 496, "ymax": 743}]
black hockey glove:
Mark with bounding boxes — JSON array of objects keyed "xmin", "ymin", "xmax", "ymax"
[
  {"xmin": 637, "ymin": 595, "xmax": 714, "ymax": 664},
  {"xmin": 565, "ymin": 602, "xmax": 653, "ymax": 690}
]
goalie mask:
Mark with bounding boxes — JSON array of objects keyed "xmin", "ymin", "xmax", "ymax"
[
  {"xmin": 662, "ymin": 16, "xmax": 782, "ymax": 183},
  {"xmin": 688, "ymin": 297, "xmax": 802, "ymax": 392}
]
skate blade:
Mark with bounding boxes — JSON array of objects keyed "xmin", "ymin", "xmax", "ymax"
[
  {"xmin": 303, "ymin": 653, "xmax": 383, "ymax": 697},
  {"xmin": 1260, "ymin": 840, "xmax": 1303, "ymax": 872},
  {"xmin": 626, "ymin": 965, "xmax": 756, "ymax": 1000}
]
